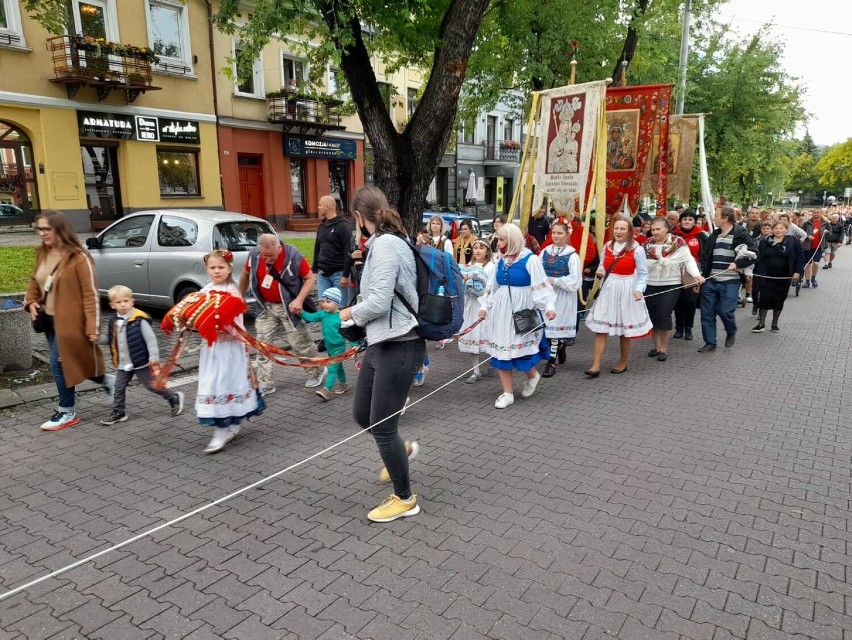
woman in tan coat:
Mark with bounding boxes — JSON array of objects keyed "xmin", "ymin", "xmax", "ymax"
[{"xmin": 25, "ymin": 211, "xmax": 110, "ymax": 431}]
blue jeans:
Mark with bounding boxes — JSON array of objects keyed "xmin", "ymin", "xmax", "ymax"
[
  {"xmin": 317, "ymin": 271, "xmax": 349, "ymax": 307},
  {"xmin": 47, "ymin": 328, "xmax": 76, "ymax": 411},
  {"xmin": 700, "ymin": 279, "xmax": 740, "ymax": 347}
]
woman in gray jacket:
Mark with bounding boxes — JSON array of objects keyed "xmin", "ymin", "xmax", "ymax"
[{"xmin": 339, "ymin": 186, "xmax": 426, "ymax": 523}]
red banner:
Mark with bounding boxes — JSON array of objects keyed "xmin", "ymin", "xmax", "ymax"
[{"xmin": 604, "ymin": 84, "xmax": 672, "ymax": 217}]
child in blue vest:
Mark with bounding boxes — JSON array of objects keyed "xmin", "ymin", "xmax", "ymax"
[
  {"xmin": 300, "ymin": 287, "xmax": 348, "ymax": 400},
  {"xmin": 100, "ymin": 285, "xmax": 184, "ymax": 425}
]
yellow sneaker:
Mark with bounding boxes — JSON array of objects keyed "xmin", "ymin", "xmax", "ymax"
[
  {"xmin": 368, "ymin": 494, "xmax": 420, "ymax": 522},
  {"xmin": 378, "ymin": 441, "xmax": 419, "ymax": 482}
]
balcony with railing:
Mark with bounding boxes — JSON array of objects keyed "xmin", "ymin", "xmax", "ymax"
[
  {"xmin": 267, "ymin": 92, "xmax": 346, "ymax": 135},
  {"xmin": 486, "ymin": 140, "xmax": 521, "ymax": 163},
  {"xmin": 48, "ymin": 35, "xmax": 161, "ymax": 103}
]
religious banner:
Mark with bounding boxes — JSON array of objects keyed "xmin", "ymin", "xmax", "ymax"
[
  {"xmin": 640, "ymin": 114, "xmax": 699, "ymax": 206},
  {"xmin": 604, "ymin": 84, "xmax": 672, "ymax": 217},
  {"xmin": 533, "ymin": 80, "xmax": 607, "ymax": 218}
]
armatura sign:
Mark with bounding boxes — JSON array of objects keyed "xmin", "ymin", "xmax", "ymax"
[{"xmin": 78, "ymin": 111, "xmax": 200, "ymax": 144}]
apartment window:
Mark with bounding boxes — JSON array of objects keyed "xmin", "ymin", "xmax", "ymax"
[
  {"xmin": 233, "ymin": 42, "xmax": 264, "ymax": 98},
  {"xmin": 146, "ymin": 0, "xmax": 193, "ymax": 74},
  {"xmin": 460, "ymin": 125, "xmax": 474, "ymax": 145},
  {"xmin": 503, "ymin": 119, "xmax": 514, "ymax": 142},
  {"xmin": 328, "ymin": 66, "xmax": 349, "ymax": 99},
  {"xmin": 406, "ymin": 88, "xmax": 419, "ymax": 118},
  {"xmin": 282, "ymin": 56, "xmax": 307, "ymax": 90},
  {"xmin": 157, "ymin": 149, "xmax": 200, "ymax": 196},
  {"xmin": 69, "ymin": 0, "xmax": 119, "ymax": 41},
  {"xmin": 0, "ymin": 0, "xmax": 26, "ymax": 48}
]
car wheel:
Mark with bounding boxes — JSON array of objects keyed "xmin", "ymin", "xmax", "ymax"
[{"xmin": 174, "ymin": 284, "xmax": 200, "ymax": 304}]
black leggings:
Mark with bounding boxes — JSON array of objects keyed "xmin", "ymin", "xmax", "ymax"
[
  {"xmin": 674, "ymin": 286, "xmax": 699, "ymax": 330},
  {"xmin": 353, "ymin": 338, "xmax": 426, "ymax": 499}
]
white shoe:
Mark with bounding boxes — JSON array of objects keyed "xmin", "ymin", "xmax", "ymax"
[
  {"xmin": 495, "ymin": 392, "xmax": 514, "ymax": 409},
  {"xmin": 466, "ymin": 373, "xmax": 482, "ymax": 384},
  {"xmin": 305, "ymin": 367, "xmax": 328, "ymax": 388},
  {"xmin": 414, "ymin": 365, "xmax": 428, "ymax": 387},
  {"xmin": 261, "ymin": 387, "xmax": 277, "ymax": 396},
  {"xmin": 521, "ymin": 371, "xmax": 541, "ymax": 398},
  {"xmin": 204, "ymin": 427, "xmax": 235, "ymax": 454},
  {"xmin": 745, "ymin": 296, "xmax": 754, "ymax": 303}
]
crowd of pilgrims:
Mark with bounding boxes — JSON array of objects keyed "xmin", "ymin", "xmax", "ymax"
[{"xmin": 413, "ymin": 203, "xmax": 842, "ymax": 409}]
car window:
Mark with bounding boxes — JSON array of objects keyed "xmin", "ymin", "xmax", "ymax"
[
  {"xmin": 158, "ymin": 215, "xmax": 198, "ymax": 247},
  {"xmin": 100, "ymin": 215, "xmax": 155, "ymax": 248},
  {"xmin": 213, "ymin": 221, "xmax": 274, "ymax": 251}
]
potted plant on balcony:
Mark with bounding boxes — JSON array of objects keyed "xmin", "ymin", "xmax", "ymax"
[{"xmin": 500, "ymin": 140, "xmax": 520, "ymax": 150}]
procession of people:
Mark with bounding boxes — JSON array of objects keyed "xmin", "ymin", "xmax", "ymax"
[{"xmin": 24, "ymin": 194, "xmax": 844, "ymax": 522}]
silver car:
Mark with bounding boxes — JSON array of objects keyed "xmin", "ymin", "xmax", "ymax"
[{"xmin": 85, "ymin": 209, "xmax": 276, "ymax": 308}]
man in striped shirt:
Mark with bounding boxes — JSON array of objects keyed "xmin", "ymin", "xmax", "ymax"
[{"xmin": 697, "ymin": 205, "xmax": 755, "ymax": 352}]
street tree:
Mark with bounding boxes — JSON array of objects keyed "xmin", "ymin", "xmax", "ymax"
[
  {"xmin": 816, "ymin": 140, "xmax": 852, "ymax": 190},
  {"xmin": 685, "ymin": 28, "xmax": 805, "ymax": 204}
]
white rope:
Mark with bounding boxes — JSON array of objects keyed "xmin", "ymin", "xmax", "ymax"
[{"xmin": 0, "ymin": 240, "xmax": 827, "ymax": 602}]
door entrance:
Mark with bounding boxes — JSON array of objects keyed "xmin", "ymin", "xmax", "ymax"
[
  {"xmin": 0, "ymin": 121, "xmax": 41, "ymax": 225},
  {"xmin": 80, "ymin": 144, "xmax": 123, "ymax": 229},
  {"xmin": 238, "ymin": 155, "xmax": 265, "ymax": 218}
]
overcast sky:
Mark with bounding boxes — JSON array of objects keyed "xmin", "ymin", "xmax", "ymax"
[{"xmin": 714, "ymin": 0, "xmax": 852, "ymax": 147}]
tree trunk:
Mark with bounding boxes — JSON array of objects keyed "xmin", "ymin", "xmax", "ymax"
[
  {"xmin": 321, "ymin": 0, "xmax": 490, "ymax": 236},
  {"xmin": 612, "ymin": 0, "xmax": 652, "ymax": 85}
]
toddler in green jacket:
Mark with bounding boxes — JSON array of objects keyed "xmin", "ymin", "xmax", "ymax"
[{"xmin": 301, "ymin": 287, "xmax": 348, "ymax": 400}]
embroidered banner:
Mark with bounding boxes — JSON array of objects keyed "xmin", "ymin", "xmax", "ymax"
[
  {"xmin": 640, "ymin": 114, "xmax": 699, "ymax": 206},
  {"xmin": 604, "ymin": 84, "xmax": 672, "ymax": 217},
  {"xmin": 533, "ymin": 81, "xmax": 606, "ymax": 218}
]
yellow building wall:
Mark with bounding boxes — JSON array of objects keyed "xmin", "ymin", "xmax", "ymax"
[{"xmin": 2, "ymin": 1, "xmax": 214, "ymax": 115}]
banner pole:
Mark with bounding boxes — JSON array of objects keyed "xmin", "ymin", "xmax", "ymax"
[{"xmin": 507, "ymin": 92, "xmax": 540, "ymax": 226}]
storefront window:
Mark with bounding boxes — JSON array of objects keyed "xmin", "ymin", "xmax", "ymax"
[
  {"xmin": 81, "ymin": 144, "xmax": 122, "ymax": 222},
  {"xmin": 0, "ymin": 121, "xmax": 40, "ymax": 222},
  {"xmin": 157, "ymin": 149, "xmax": 200, "ymax": 196},
  {"xmin": 329, "ymin": 160, "xmax": 349, "ymax": 213},
  {"xmin": 290, "ymin": 159, "xmax": 305, "ymax": 213}
]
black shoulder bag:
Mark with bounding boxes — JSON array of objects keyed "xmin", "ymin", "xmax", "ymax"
[{"xmin": 503, "ymin": 261, "xmax": 541, "ymax": 335}]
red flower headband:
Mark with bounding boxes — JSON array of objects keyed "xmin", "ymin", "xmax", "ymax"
[{"xmin": 204, "ymin": 249, "xmax": 234, "ymax": 264}]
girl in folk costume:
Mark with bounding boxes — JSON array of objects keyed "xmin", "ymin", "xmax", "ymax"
[
  {"xmin": 584, "ymin": 216, "xmax": 652, "ymax": 377},
  {"xmin": 458, "ymin": 239, "xmax": 494, "ymax": 383},
  {"xmin": 453, "ymin": 219, "xmax": 477, "ymax": 266},
  {"xmin": 425, "ymin": 215, "xmax": 453, "ymax": 253},
  {"xmin": 540, "ymin": 222, "xmax": 582, "ymax": 378},
  {"xmin": 196, "ymin": 250, "xmax": 264, "ymax": 453},
  {"xmin": 644, "ymin": 217, "xmax": 704, "ymax": 362},
  {"xmin": 478, "ymin": 223, "xmax": 556, "ymax": 409}
]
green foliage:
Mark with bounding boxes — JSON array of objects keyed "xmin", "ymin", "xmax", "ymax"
[
  {"xmin": 785, "ymin": 152, "xmax": 822, "ymax": 195},
  {"xmin": 686, "ymin": 28, "xmax": 805, "ymax": 204},
  {"xmin": 0, "ymin": 248, "xmax": 36, "ymax": 294},
  {"xmin": 21, "ymin": 0, "xmax": 68, "ymax": 34},
  {"xmin": 816, "ymin": 140, "xmax": 852, "ymax": 189}
]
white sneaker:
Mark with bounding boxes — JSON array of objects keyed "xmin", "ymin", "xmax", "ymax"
[
  {"xmin": 466, "ymin": 373, "xmax": 482, "ymax": 384},
  {"xmin": 414, "ymin": 365, "xmax": 428, "ymax": 387},
  {"xmin": 261, "ymin": 387, "xmax": 277, "ymax": 397},
  {"xmin": 521, "ymin": 371, "xmax": 541, "ymax": 398},
  {"xmin": 40, "ymin": 411, "xmax": 80, "ymax": 431},
  {"xmin": 204, "ymin": 427, "xmax": 236, "ymax": 454},
  {"xmin": 495, "ymin": 392, "xmax": 514, "ymax": 409},
  {"xmin": 305, "ymin": 367, "xmax": 328, "ymax": 388},
  {"xmin": 103, "ymin": 374, "xmax": 116, "ymax": 401},
  {"xmin": 746, "ymin": 296, "xmax": 754, "ymax": 303}
]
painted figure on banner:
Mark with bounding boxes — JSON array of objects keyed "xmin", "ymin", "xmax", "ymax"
[
  {"xmin": 546, "ymin": 95, "xmax": 584, "ymax": 174},
  {"xmin": 651, "ymin": 132, "xmax": 680, "ymax": 175},
  {"xmin": 606, "ymin": 110, "xmax": 640, "ymax": 171}
]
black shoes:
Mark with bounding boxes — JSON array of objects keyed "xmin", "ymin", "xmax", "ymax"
[
  {"xmin": 684, "ymin": 328, "xmax": 693, "ymax": 341},
  {"xmin": 725, "ymin": 333, "xmax": 736, "ymax": 348},
  {"xmin": 673, "ymin": 329, "xmax": 684, "ymax": 339},
  {"xmin": 752, "ymin": 324, "xmax": 766, "ymax": 333},
  {"xmin": 648, "ymin": 348, "xmax": 660, "ymax": 357},
  {"xmin": 698, "ymin": 344, "xmax": 716, "ymax": 353},
  {"xmin": 542, "ymin": 362, "xmax": 557, "ymax": 378}
]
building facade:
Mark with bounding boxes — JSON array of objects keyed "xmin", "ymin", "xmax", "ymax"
[{"xmin": 0, "ymin": 0, "xmax": 223, "ymax": 231}]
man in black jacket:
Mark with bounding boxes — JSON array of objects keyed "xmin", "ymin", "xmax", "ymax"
[
  {"xmin": 697, "ymin": 205, "xmax": 755, "ymax": 352},
  {"xmin": 313, "ymin": 195, "xmax": 353, "ymax": 306}
]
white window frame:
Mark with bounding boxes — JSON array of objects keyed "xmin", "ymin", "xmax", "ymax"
[
  {"xmin": 327, "ymin": 64, "xmax": 349, "ymax": 100},
  {"xmin": 280, "ymin": 54, "xmax": 308, "ymax": 90},
  {"xmin": 145, "ymin": 0, "xmax": 194, "ymax": 76},
  {"xmin": 0, "ymin": 0, "xmax": 27, "ymax": 49},
  {"xmin": 68, "ymin": 0, "xmax": 120, "ymax": 41},
  {"xmin": 232, "ymin": 40, "xmax": 265, "ymax": 99}
]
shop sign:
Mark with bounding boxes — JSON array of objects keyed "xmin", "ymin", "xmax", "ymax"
[
  {"xmin": 284, "ymin": 135, "xmax": 357, "ymax": 160},
  {"xmin": 135, "ymin": 116, "xmax": 160, "ymax": 142},
  {"xmin": 78, "ymin": 111, "xmax": 135, "ymax": 140},
  {"xmin": 159, "ymin": 119, "xmax": 200, "ymax": 144}
]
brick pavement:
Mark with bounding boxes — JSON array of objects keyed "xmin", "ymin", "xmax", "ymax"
[{"xmin": 1, "ymin": 257, "xmax": 851, "ymax": 639}]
